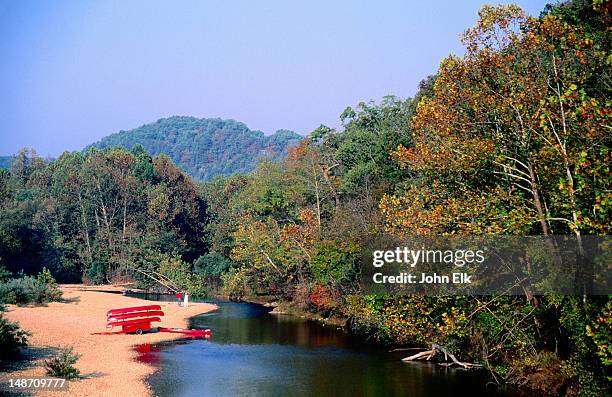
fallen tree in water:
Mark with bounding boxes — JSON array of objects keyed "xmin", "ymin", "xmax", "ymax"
[{"xmin": 401, "ymin": 343, "xmax": 482, "ymax": 369}]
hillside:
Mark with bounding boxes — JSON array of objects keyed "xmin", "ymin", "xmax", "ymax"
[
  {"xmin": 0, "ymin": 155, "xmax": 13, "ymax": 170},
  {"xmin": 89, "ymin": 116, "xmax": 302, "ymax": 180}
]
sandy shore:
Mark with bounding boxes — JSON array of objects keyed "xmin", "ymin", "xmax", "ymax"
[{"xmin": 0, "ymin": 285, "xmax": 217, "ymax": 396}]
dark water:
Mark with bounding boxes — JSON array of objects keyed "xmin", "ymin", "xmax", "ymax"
[{"xmin": 131, "ymin": 296, "xmax": 520, "ymax": 397}]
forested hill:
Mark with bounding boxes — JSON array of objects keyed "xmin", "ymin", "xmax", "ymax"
[
  {"xmin": 0, "ymin": 155, "xmax": 13, "ymax": 170},
  {"xmin": 89, "ymin": 116, "xmax": 302, "ymax": 180}
]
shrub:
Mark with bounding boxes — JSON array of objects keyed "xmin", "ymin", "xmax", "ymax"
[
  {"xmin": 0, "ymin": 313, "xmax": 29, "ymax": 359},
  {"xmin": 308, "ymin": 284, "xmax": 340, "ymax": 314},
  {"xmin": 506, "ymin": 352, "xmax": 575, "ymax": 396},
  {"xmin": 35, "ymin": 268, "xmax": 62, "ymax": 302},
  {"xmin": 0, "ymin": 276, "xmax": 36, "ymax": 304},
  {"xmin": 44, "ymin": 346, "xmax": 81, "ymax": 379},
  {"xmin": 0, "ymin": 268, "xmax": 62, "ymax": 305}
]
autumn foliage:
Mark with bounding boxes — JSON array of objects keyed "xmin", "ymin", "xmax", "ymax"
[{"xmin": 0, "ymin": 2, "xmax": 609, "ymax": 395}]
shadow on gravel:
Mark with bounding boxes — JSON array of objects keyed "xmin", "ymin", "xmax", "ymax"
[
  {"xmin": 0, "ymin": 346, "xmax": 60, "ymax": 396},
  {"xmin": 0, "ymin": 346, "xmax": 59, "ymax": 373},
  {"xmin": 58, "ymin": 296, "xmax": 80, "ymax": 304}
]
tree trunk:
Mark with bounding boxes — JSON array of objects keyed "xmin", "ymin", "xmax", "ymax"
[
  {"xmin": 526, "ymin": 158, "xmax": 549, "ymax": 236},
  {"xmin": 77, "ymin": 190, "xmax": 93, "ymax": 267}
]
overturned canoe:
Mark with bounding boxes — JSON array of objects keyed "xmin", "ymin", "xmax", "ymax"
[
  {"xmin": 158, "ymin": 327, "xmax": 212, "ymax": 338},
  {"xmin": 107, "ymin": 310, "xmax": 165, "ymax": 321},
  {"xmin": 107, "ymin": 305, "xmax": 162, "ymax": 316}
]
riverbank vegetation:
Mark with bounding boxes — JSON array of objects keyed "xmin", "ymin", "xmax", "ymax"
[
  {"xmin": 0, "ymin": 268, "xmax": 62, "ymax": 305},
  {"xmin": 0, "ymin": 1, "xmax": 609, "ymax": 395},
  {"xmin": 44, "ymin": 346, "xmax": 81, "ymax": 379},
  {"xmin": 0, "ymin": 312, "xmax": 29, "ymax": 361}
]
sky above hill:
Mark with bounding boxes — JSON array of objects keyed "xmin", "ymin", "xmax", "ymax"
[{"xmin": 0, "ymin": 0, "xmax": 550, "ymax": 156}]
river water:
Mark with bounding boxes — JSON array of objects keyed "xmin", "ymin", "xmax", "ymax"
[{"xmin": 131, "ymin": 296, "xmax": 521, "ymax": 397}]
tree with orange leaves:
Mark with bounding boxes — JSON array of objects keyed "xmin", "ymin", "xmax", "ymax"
[{"xmin": 383, "ymin": 4, "xmax": 610, "ymax": 238}]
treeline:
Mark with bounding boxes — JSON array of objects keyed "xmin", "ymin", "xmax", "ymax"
[{"xmin": 0, "ymin": 146, "xmax": 208, "ymax": 292}]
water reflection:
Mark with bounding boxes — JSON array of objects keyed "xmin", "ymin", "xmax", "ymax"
[
  {"xmin": 192, "ymin": 302, "xmax": 353, "ymax": 348},
  {"xmin": 132, "ymin": 300, "xmax": 520, "ymax": 397},
  {"xmin": 134, "ymin": 343, "xmax": 162, "ymax": 365}
]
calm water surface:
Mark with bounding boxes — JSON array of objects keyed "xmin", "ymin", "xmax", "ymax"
[{"xmin": 131, "ymin": 295, "xmax": 521, "ymax": 397}]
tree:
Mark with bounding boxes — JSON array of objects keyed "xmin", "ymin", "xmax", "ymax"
[{"xmin": 384, "ymin": 4, "xmax": 610, "ymax": 238}]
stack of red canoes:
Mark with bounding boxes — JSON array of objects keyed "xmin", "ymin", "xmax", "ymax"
[
  {"xmin": 106, "ymin": 304, "xmax": 163, "ymax": 334},
  {"xmin": 93, "ymin": 304, "xmax": 212, "ymax": 338}
]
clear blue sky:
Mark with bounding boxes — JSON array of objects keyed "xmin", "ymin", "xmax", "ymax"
[{"xmin": 0, "ymin": 0, "xmax": 551, "ymax": 156}]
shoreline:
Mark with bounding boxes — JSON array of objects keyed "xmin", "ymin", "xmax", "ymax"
[
  {"xmin": 236, "ymin": 295, "xmax": 347, "ymax": 329},
  {"xmin": 0, "ymin": 284, "xmax": 217, "ymax": 397}
]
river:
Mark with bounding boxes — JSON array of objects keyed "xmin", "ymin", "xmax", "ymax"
[{"xmin": 131, "ymin": 296, "xmax": 522, "ymax": 397}]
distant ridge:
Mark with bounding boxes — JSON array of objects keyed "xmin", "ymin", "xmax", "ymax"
[
  {"xmin": 0, "ymin": 155, "xmax": 12, "ymax": 170},
  {"xmin": 88, "ymin": 116, "xmax": 302, "ymax": 180}
]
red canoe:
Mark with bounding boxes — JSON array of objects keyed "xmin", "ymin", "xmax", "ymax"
[
  {"xmin": 107, "ymin": 305, "xmax": 162, "ymax": 316},
  {"xmin": 107, "ymin": 317, "xmax": 161, "ymax": 328},
  {"xmin": 158, "ymin": 327, "xmax": 212, "ymax": 337},
  {"xmin": 107, "ymin": 310, "xmax": 165, "ymax": 321}
]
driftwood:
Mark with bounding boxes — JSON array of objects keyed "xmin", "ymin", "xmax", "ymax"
[{"xmin": 401, "ymin": 344, "xmax": 482, "ymax": 369}]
